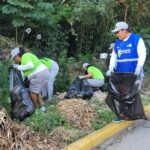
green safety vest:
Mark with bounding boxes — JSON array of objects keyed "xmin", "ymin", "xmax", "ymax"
[
  {"xmin": 40, "ymin": 58, "xmax": 52, "ymax": 70},
  {"xmin": 87, "ymin": 66, "xmax": 104, "ymax": 80},
  {"xmin": 21, "ymin": 53, "xmax": 42, "ymax": 76}
]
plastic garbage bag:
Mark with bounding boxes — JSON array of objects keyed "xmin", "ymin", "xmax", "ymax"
[
  {"xmin": 65, "ymin": 78, "xmax": 93, "ymax": 99},
  {"xmin": 108, "ymin": 72, "xmax": 139, "ymax": 104},
  {"xmin": 105, "ymin": 72, "xmax": 146, "ymax": 120},
  {"xmin": 9, "ymin": 67, "xmax": 35, "ymax": 121}
]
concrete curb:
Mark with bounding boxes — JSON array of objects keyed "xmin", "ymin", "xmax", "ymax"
[{"xmin": 66, "ymin": 105, "xmax": 150, "ymax": 150}]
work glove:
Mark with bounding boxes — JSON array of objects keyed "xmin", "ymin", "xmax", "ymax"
[
  {"xmin": 12, "ymin": 64, "xmax": 19, "ymax": 70},
  {"xmin": 78, "ymin": 75, "xmax": 84, "ymax": 79},
  {"xmin": 134, "ymin": 65, "xmax": 142, "ymax": 76},
  {"xmin": 106, "ymin": 68, "xmax": 114, "ymax": 77}
]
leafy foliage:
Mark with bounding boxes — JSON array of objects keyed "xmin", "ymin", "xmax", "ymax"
[
  {"xmin": 0, "ymin": 61, "xmax": 11, "ymax": 109},
  {"xmin": 1, "ymin": 0, "xmax": 55, "ymax": 44},
  {"xmin": 0, "ymin": 0, "xmax": 150, "ymax": 90},
  {"xmin": 54, "ymin": 50, "xmax": 70, "ymax": 92}
]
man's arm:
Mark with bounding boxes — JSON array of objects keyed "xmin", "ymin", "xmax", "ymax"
[
  {"xmin": 17, "ymin": 61, "xmax": 34, "ymax": 71},
  {"xmin": 137, "ymin": 38, "xmax": 146, "ymax": 67},
  {"xmin": 108, "ymin": 50, "xmax": 117, "ymax": 70}
]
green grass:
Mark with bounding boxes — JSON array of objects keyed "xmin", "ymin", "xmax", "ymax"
[
  {"xmin": 141, "ymin": 95, "xmax": 150, "ymax": 105},
  {"xmin": 92, "ymin": 109, "xmax": 115, "ymax": 130},
  {"xmin": 22, "ymin": 104, "xmax": 68, "ymax": 132}
]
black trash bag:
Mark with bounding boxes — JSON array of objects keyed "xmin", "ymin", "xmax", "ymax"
[
  {"xmin": 24, "ymin": 77, "xmax": 30, "ymax": 88},
  {"xmin": 108, "ymin": 73, "xmax": 139, "ymax": 104},
  {"xmin": 65, "ymin": 78, "xmax": 93, "ymax": 99},
  {"xmin": 105, "ymin": 72, "xmax": 146, "ymax": 120},
  {"xmin": 9, "ymin": 67, "xmax": 35, "ymax": 121}
]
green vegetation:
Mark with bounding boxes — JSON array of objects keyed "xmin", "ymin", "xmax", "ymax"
[
  {"xmin": 141, "ymin": 95, "xmax": 150, "ymax": 106},
  {"xmin": 93, "ymin": 110, "xmax": 115, "ymax": 130},
  {"xmin": 1, "ymin": 0, "xmax": 150, "ymax": 91},
  {"xmin": 22, "ymin": 105, "xmax": 67, "ymax": 132},
  {"xmin": 0, "ymin": 0, "xmax": 150, "ymax": 146},
  {"xmin": 0, "ymin": 61, "xmax": 11, "ymax": 110}
]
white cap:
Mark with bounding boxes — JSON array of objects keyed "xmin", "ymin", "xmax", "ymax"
[
  {"xmin": 82, "ymin": 63, "xmax": 89, "ymax": 69},
  {"xmin": 11, "ymin": 47, "xmax": 20, "ymax": 59},
  {"xmin": 111, "ymin": 21, "xmax": 128, "ymax": 33}
]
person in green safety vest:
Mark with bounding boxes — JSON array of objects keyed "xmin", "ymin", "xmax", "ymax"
[
  {"xmin": 40, "ymin": 58, "xmax": 59, "ymax": 101},
  {"xmin": 78, "ymin": 63, "xmax": 105, "ymax": 89},
  {"xmin": 11, "ymin": 47, "xmax": 49, "ymax": 112}
]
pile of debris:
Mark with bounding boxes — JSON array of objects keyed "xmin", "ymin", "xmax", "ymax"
[
  {"xmin": 0, "ymin": 107, "xmax": 67, "ymax": 150},
  {"xmin": 91, "ymin": 90, "xmax": 107, "ymax": 100},
  {"xmin": 57, "ymin": 99, "xmax": 97, "ymax": 131}
]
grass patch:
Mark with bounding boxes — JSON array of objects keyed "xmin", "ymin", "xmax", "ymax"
[
  {"xmin": 89, "ymin": 97, "xmax": 115, "ymax": 130},
  {"xmin": 22, "ymin": 104, "xmax": 68, "ymax": 132},
  {"xmin": 92, "ymin": 109, "xmax": 115, "ymax": 130},
  {"xmin": 141, "ymin": 95, "xmax": 150, "ymax": 105}
]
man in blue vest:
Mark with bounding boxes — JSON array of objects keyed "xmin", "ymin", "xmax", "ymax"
[
  {"xmin": 106, "ymin": 21, "xmax": 146, "ymax": 79},
  {"xmin": 106, "ymin": 21, "xmax": 146, "ymax": 122}
]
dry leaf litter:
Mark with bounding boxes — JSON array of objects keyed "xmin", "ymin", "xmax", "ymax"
[
  {"xmin": 0, "ymin": 107, "xmax": 70, "ymax": 150},
  {"xmin": 57, "ymin": 99, "xmax": 97, "ymax": 131}
]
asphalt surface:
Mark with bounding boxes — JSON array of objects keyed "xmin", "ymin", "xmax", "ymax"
[{"xmin": 94, "ymin": 117, "xmax": 150, "ymax": 150}]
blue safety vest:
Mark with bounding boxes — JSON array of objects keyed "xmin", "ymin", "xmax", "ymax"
[{"xmin": 114, "ymin": 33, "xmax": 140, "ymax": 73}]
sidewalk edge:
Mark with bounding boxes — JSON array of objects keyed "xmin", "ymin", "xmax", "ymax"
[{"xmin": 66, "ymin": 105, "xmax": 150, "ymax": 150}]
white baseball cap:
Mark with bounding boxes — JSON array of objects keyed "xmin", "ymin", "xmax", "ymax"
[
  {"xmin": 111, "ymin": 21, "xmax": 128, "ymax": 33},
  {"xmin": 11, "ymin": 47, "xmax": 20, "ymax": 59},
  {"xmin": 82, "ymin": 63, "xmax": 89, "ymax": 69}
]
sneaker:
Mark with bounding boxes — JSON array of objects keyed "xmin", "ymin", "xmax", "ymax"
[
  {"xmin": 112, "ymin": 117, "xmax": 125, "ymax": 123},
  {"xmin": 40, "ymin": 106, "xmax": 46, "ymax": 112},
  {"xmin": 47, "ymin": 97, "xmax": 52, "ymax": 102},
  {"xmin": 75, "ymin": 93, "xmax": 83, "ymax": 98},
  {"xmin": 42, "ymin": 96, "xmax": 48, "ymax": 101}
]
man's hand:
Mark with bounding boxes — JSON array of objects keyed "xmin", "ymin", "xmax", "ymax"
[
  {"xmin": 135, "ymin": 66, "xmax": 142, "ymax": 76},
  {"xmin": 12, "ymin": 64, "xmax": 19, "ymax": 70},
  {"xmin": 78, "ymin": 75, "xmax": 84, "ymax": 79},
  {"xmin": 106, "ymin": 68, "xmax": 113, "ymax": 77}
]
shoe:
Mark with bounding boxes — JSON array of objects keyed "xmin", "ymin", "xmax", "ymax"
[
  {"xmin": 42, "ymin": 96, "xmax": 48, "ymax": 101},
  {"xmin": 75, "ymin": 93, "xmax": 83, "ymax": 98},
  {"xmin": 47, "ymin": 97, "xmax": 52, "ymax": 102},
  {"xmin": 40, "ymin": 106, "xmax": 46, "ymax": 112},
  {"xmin": 112, "ymin": 117, "xmax": 125, "ymax": 123}
]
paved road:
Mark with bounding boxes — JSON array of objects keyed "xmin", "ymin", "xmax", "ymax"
[{"xmin": 94, "ymin": 118, "xmax": 150, "ymax": 150}]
